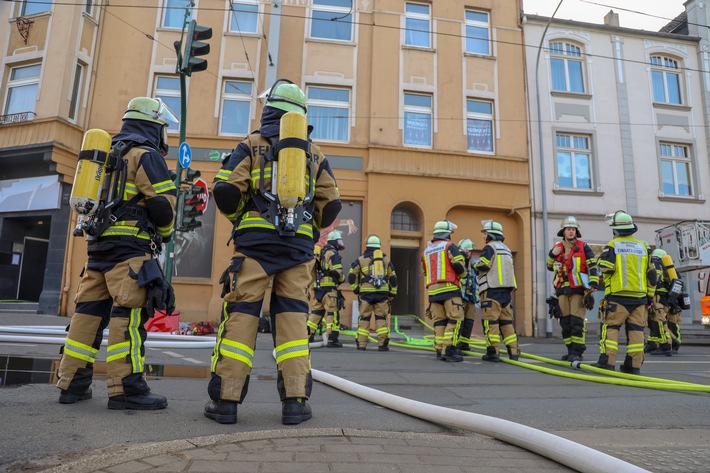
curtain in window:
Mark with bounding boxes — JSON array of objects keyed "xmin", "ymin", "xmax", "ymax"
[
  {"xmin": 465, "ymin": 26, "xmax": 489, "ymax": 54},
  {"xmin": 666, "ymin": 74, "xmax": 681, "ymax": 104},
  {"xmin": 467, "ymin": 119, "xmax": 493, "ymax": 152},
  {"xmin": 404, "ymin": 112, "xmax": 431, "ymax": 146},
  {"xmin": 309, "ymin": 106, "xmax": 348, "ymax": 141},
  {"xmin": 5, "ymin": 84, "xmax": 38, "ymax": 115},
  {"xmin": 575, "ymin": 154, "xmax": 591, "ymax": 189},
  {"xmin": 551, "ymin": 59, "xmax": 566, "ymax": 91},
  {"xmin": 675, "ymin": 162, "xmax": 691, "ymax": 195},
  {"xmin": 312, "ymin": 11, "xmax": 352, "ymax": 40},
  {"xmin": 557, "ymin": 152, "xmax": 573, "ymax": 187},
  {"xmin": 652, "ymin": 71, "xmax": 665, "ymax": 102},
  {"xmin": 568, "ymin": 61, "xmax": 584, "ymax": 93},
  {"xmin": 221, "ymin": 100, "xmax": 250, "ymax": 135}
]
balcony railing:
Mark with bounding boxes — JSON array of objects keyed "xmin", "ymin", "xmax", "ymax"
[{"xmin": 0, "ymin": 111, "xmax": 36, "ymax": 125}]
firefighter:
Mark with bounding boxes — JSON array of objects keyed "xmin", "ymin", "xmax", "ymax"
[
  {"xmin": 422, "ymin": 221, "xmax": 467, "ymax": 362},
  {"xmin": 546, "ymin": 216, "xmax": 599, "ymax": 362},
  {"xmin": 645, "ymin": 249, "xmax": 673, "ymax": 356},
  {"xmin": 456, "ymin": 238, "xmax": 479, "ymax": 352},
  {"xmin": 57, "ymin": 97, "xmax": 178, "ymax": 410},
  {"xmin": 206, "ymin": 79, "xmax": 341, "ymax": 425},
  {"xmin": 307, "ymin": 230, "xmax": 346, "ymax": 347},
  {"xmin": 349, "ymin": 234, "xmax": 398, "ymax": 351},
  {"xmin": 475, "ymin": 221, "xmax": 519, "ymax": 362},
  {"xmin": 593, "ymin": 211, "xmax": 656, "ymax": 374}
]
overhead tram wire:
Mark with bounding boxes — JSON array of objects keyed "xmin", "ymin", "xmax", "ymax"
[
  {"xmin": 226, "ymin": 0, "xmax": 257, "ymax": 95},
  {"xmin": 14, "ymin": 0, "xmax": 707, "ymax": 78},
  {"xmin": 12, "ymin": 1, "xmax": 710, "ymax": 129}
]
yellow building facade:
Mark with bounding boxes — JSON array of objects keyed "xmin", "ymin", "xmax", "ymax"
[{"xmin": 0, "ymin": 1, "xmax": 532, "ymax": 335}]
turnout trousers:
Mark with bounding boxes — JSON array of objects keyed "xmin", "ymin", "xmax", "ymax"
[
  {"xmin": 599, "ymin": 302, "xmax": 647, "ymax": 369},
  {"xmin": 307, "ymin": 289, "xmax": 339, "ymax": 338},
  {"xmin": 357, "ymin": 299, "xmax": 390, "ymax": 349},
  {"xmin": 429, "ymin": 296, "xmax": 464, "ymax": 353},
  {"xmin": 57, "ymin": 252, "xmax": 152, "ymax": 397},
  {"xmin": 209, "ymin": 254, "xmax": 314, "ymax": 403},
  {"xmin": 480, "ymin": 292, "xmax": 519, "ymax": 357},
  {"xmin": 558, "ymin": 293, "xmax": 587, "ymax": 358}
]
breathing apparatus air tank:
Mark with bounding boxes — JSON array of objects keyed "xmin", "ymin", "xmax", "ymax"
[
  {"xmin": 372, "ymin": 249, "xmax": 386, "ymax": 288},
  {"xmin": 276, "ymin": 111, "xmax": 308, "ymax": 231},
  {"xmin": 69, "ymin": 129, "xmax": 112, "ymax": 236},
  {"xmin": 662, "ymin": 253, "xmax": 685, "ymax": 301}
]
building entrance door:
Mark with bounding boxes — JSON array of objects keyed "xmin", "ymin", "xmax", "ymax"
[
  {"xmin": 18, "ymin": 237, "xmax": 49, "ymax": 301},
  {"xmin": 390, "ymin": 241, "xmax": 421, "ymax": 316}
]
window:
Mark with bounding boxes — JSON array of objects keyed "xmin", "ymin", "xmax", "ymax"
[
  {"xmin": 84, "ymin": 1, "xmax": 94, "ymax": 16},
  {"xmin": 391, "ymin": 207, "xmax": 419, "ymax": 231},
  {"xmin": 3, "ymin": 64, "xmax": 41, "ymax": 116},
  {"xmin": 465, "ymin": 10, "xmax": 490, "ymax": 55},
  {"xmin": 466, "ymin": 99, "xmax": 493, "ymax": 153},
  {"xmin": 153, "ymin": 76, "xmax": 181, "ymax": 132},
  {"xmin": 307, "ymin": 87, "xmax": 350, "ymax": 142},
  {"xmin": 229, "ymin": 0, "xmax": 258, "ymax": 34},
  {"xmin": 21, "ymin": 0, "xmax": 52, "ymax": 16},
  {"xmin": 660, "ymin": 143, "xmax": 692, "ymax": 196},
  {"xmin": 651, "ymin": 55, "xmax": 682, "ymax": 105},
  {"xmin": 68, "ymin": 63, "xmax": 84, "ymax": 122},
  {"xmin": 550, "ymin": 41, "xmax": 585, "ymax": 93},
  {"xmin": 310, "ymin": 0, "xmax": 353, "ymax": 41},
  {"xmin": 162, "ymin": 0, "xmax": 191, "ymax": 29},
  {"xmin": 556, "ymin": 133, "xmax": 592, "ymax": 190},
  {"xmin": 405, "ymin": 2, "xmax": 430, "ymax": 48},
  {"xmin": 220, "ymin": 80, "xmax": 252, "ymax": 136},
  {"xmin": 403, "ymin": 92, "xmax": 432, "ymax": 147}
]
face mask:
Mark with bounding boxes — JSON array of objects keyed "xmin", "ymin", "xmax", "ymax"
[{"xmin": 160, "ymin": 125, "xmax": 169, "ymax": 156}]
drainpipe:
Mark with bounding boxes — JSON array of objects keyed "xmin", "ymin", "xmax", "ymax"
[
  {"xmin": 59, "ymin": 212, "xmax": 77, "ymax": 317},
  {"xmin": 534, "ymin": 0, "xmax": 564, "ymax": 337}
]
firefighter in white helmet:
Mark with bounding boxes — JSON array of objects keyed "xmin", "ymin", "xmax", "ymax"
[
  {"xmin": 546, "ymin": 216, "xmax": 600, "ymax": 362},
  {"xmin": 593, "ymin": 211, "xmax": 656, "ymax": 374},
  {"xmin": 57, "ymin": 97, "xmax": 178, "ymax": 410},
  {"xmin": 207, "ymin": 78, "xmax": 342, "ymax": 425},
  {"xmin": 307, "ymin": 230, "xmax": 346, "ymax": 347},
  {"xmin": 349, "ymin": 234, "xmax": 398, "ymax": 351},
  {"xmin": 474, "ymin": 221, "xmax": 519, "ymax": 362},
  {"xmin": 422, "ymin": 221, "xmax": 467, "ymax": 361},
  {"xmin": 455, "ymin": 238, "xmax": 479, "ymax": 352}
]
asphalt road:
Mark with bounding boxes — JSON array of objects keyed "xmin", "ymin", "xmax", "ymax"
[{"xmin": 0, "ymin": 313, "xmax": 709, "ymax": 472}]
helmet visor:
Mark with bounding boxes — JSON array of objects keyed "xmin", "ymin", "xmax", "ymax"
[{"xmin": 156, "ymin": 98, "xmax": 179, "ymax": 127}]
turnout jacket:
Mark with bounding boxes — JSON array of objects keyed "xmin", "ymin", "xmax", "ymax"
[
  {"xmin": 212, "ymin": 124, "xmax": 341, "ymax": 274},
  {"xmin": 349, "ymin": 248, "xmax": 398, "ymax": 304},
  {"xmin": 546, "ymin": 238, "xmax": 599, "ymax": 296},
  {"xmin": 597, "ymin": 235, "xmax": 657, "ymax": 306},
  {"xmin": 89, "ymin": 121, "xmax": 177, "ymax": 254}
]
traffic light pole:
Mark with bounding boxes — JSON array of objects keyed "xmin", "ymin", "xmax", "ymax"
[{"xmin": 163, "ymin": 73, "xmax": 187, "ymax": 285}]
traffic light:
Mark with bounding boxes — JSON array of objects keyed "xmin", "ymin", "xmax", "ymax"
[
  {"xmin": 180, "ymin": 19, "xmax": 212, "ymax": 76},
  {"xmin": 176, "ymin": 168, "xmax": 204, "ymax": 232}
]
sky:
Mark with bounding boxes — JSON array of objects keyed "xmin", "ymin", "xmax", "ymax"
[{"xmin": 523, "ymin": 0, "xmax": 687, "ymax": 32}]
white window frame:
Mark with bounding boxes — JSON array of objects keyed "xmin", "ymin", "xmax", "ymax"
[
  {"xmin": 404, "ymin": 2, "xmax": 431, "ymax": 48},
  {"xmin": 466, "ymin": 99, "xmax": 494, "ymax": 154},
  {"xmin": 162, "ymin": 0, "xmax": 191, "ymax": 29},
  {"xmin": 403, "ymin": 92, "xmax": 432, "ymax": 148},
  {"xmin": 555, "ymin": 132, "xmax": 593, "ymax": 190},
  {"xmin": 659, "ymin": 142, "xmax": 693, "ymax": 197},
  {"xmin": 68, "ymin": 63, "xmax": 84, "ymax": 123},
  {"xmin": 309, "ymin": 0, "xmax": 353, "ymax": 42},
  {"xmin": 3, "ymin": 63, "xmax": 41, "ymax": 116},
  {"xmin": 549, "ymin": 41, "xmax": 585, "ymax": 93},
  {"xmin": 650, "ymin": 55, "xmax": 682, "ymax": 105},
  {"xmin": 229, "ymin": 0, "xmax": 259, "ymax": 34},
  {"xmin": 465, "ymin": 10, "xmax": 490, "ymax": 56},
  {"xmin": 219, "ymin": 80, "xmax": 253, "ymax": 137},
  {"xmin": 153, "ymin": 75, "xmax": 181, "ymax": 133},
  {"xmin": 307, "ymin": 86, "xmax": 351, "ymax": 143}
]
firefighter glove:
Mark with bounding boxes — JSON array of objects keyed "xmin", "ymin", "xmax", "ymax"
[
  {"xmin": 582, "ymin": 291, "xmax": 595, "ymax": 311},
  {"xmin": 546, "ymin": 296, "xmax": 562, "ymax": 319},
  {"xmin": 138, "ymin": 259, "xmax": 175, "ymax": 317}
]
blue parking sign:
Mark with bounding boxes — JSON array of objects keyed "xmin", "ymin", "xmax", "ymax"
[{"xmin": 179, "ymin": 142, "xmax": 192, "ymax": 169}]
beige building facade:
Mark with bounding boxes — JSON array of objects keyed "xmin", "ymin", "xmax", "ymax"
[{"xmin": 0, "ymin": 1, "xmax": 532, "ymax": 334}]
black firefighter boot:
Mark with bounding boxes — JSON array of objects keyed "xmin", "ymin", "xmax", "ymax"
[
  {"xmin": 378, "ymin": 338, "xmax": 390, "ymax": 351},
  {"xmin": 108, "ymin": 391, "xmax": 168, "ymax": 410},
  {"xmin": 650, "ymin": 343, "xmax": 672, "ymax": 357},
  {"xmin": 619, "ymin": 355, "xmax": 641, "ymax": 375},
  {"xmin": 591, "ymin": 354, "xmax": 615, "ymax": 371},
  {"xmin": 282, "ymin": 398, "xmax": 312, "ymax": 425},
  {"xmin": 327, "ymin": 332, "xmax": 343, "ymax": 348},
  {"xmin": 481, "ymin": 347, "xmax": 500, "ymax": 362},
  {"xmin": 441, "ymin": 345, "xmax": 463, "ymax": 362},
  {"xmin": 204, "ymin": 400, "xmax": 238, "ymax": 424},
  {"xmin": 59, "ymin": 388, "xmax": 93, "ymax": 404}
]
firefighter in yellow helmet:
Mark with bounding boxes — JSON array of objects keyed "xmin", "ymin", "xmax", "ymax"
[
  {"xmin": 207, "ymin": 78, "xmax": 342, "ymax": 425},
  {"xmin": 307, "ymin": 230, "xmax": 346, "ymax": 347},
  {"xmin": 349, "ymin": 234, "xmax": 398, "ymax": 351},
  {"xmin": 474, "ymin": 221, "xmax": 519, "ymax": 362},
  {"xmin": 645, "ymin": 249, "xmax": 673, "ymax": 356},
  {"xmin": 546, "ymin": 216, "xmax": 599, "ymax": 362},
  {"xmin": 57, "ymin": 97, "xmax": 178, "ymax": 409},
  {"xmin": 593, "ymin": 211, "xmax": 656, "ymax": 374},
  {"xmin": 422, "ymin": 221, "xmax": 467, "ymax": 361},
  {"xmin": 455, "ymin": 238, "xmax": 479, "ymax": 352}
]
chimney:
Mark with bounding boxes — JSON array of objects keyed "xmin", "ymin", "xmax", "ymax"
[{"xmin": 604, "ymin": 10, "xmax": 620, "ymax": 27}]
